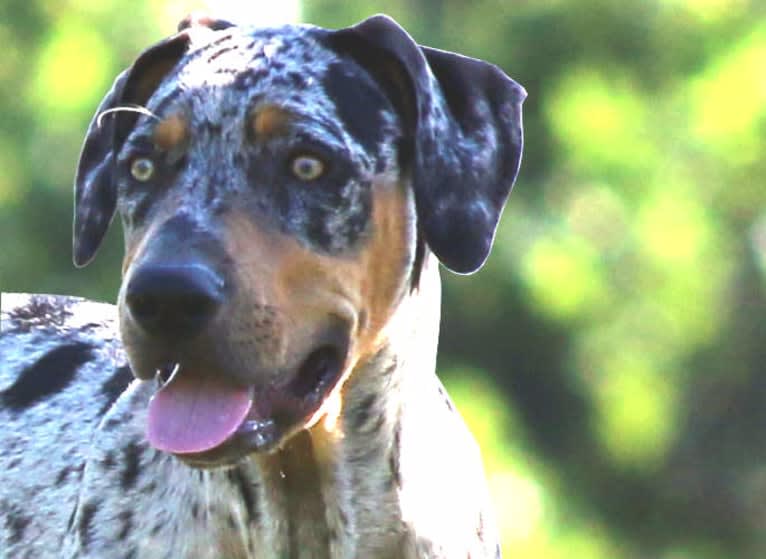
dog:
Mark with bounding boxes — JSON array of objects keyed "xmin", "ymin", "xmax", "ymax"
[{"xmin": 0, "ymin": 13, "xmax": 525, "ymax": 558}]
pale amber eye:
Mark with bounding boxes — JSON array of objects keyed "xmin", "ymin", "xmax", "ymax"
[
  {"xmin": 290, "ymin": 155, "xmax": 324, "ymax": 181},
  {"xmin": 130, "ymin": 157, "xmax": 155, "ymax": 182}
]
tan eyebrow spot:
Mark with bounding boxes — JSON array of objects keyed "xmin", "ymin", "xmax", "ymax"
[
  {"xmin": 251, "ymin": 105, "xmax": 292, "ymax": 140},
  {"xmin": 153, "ymin": 113, "xmax": 188, "ymax": 152}
]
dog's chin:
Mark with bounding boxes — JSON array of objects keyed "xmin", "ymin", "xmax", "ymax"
[{"xmin": 150, "ymin": 344, "xmax": 348, "ymax": 469}]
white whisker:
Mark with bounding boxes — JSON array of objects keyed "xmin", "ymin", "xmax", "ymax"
[
  {"xmin": 155, "ymin": 363, "xmax": 181, "ymax": 390},
  {"xmin": 96, "ymin": 105, "xmax": 160, "ymax": 128}
]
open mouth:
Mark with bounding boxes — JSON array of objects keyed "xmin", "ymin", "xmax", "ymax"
[{"xmin": 146, "ymin": 343, "xmax": 347, "ymax": 467}]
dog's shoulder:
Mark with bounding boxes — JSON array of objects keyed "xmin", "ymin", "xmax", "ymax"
[{"xmin": 1, "ymin": 293, "xmax": 132, "ymax": 556}]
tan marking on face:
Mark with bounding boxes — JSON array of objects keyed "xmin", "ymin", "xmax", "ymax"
[
  {"xmin": 251, "ymin": 104, "xmax": 292, "ymax": 140},
  {"xmin": 221, "ymin": 178, "xmax": 414, "ymax": 377},
  {"xmin": 153, "ymin": 113, "xmax": 188, "ymax": 152}
]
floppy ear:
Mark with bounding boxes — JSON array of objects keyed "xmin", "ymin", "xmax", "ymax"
[
  {"xmin": 72, "ymin": 33, "xmax": 191, "ymax": 267},
  {"xmin": 324, "ymin": 15, "xmax": 525, "ymax": 274}
]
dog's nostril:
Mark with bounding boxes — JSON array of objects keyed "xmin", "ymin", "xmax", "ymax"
[
  {"xmin": 125, "ymin": 264, "xmax": 224, "ymax": 337},
  {"xmin": 179, "ymin": 293, "xmax": 218, "ymax": 319},
  {"xmin": 127, "ymin": 293, "xmax": 160, "ymax": 322}
]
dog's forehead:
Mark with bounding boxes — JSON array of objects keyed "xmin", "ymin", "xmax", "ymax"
[{"xmin": 151, "ymin": 25, "xmax": 343, "ymax": 122}]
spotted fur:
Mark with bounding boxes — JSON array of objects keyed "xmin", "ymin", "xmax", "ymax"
[{"xmin": 2, "ymin": 14, "xmax": 524, "ymax": 558}]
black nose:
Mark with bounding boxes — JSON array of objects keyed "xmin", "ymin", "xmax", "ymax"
[{"xmin": 125, "ymin": 264, "xmax": 225, "ymax": 338}]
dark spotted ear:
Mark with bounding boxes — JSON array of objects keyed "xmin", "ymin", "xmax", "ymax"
[
  {"xmin": 73, "ymin": 33, "xmax": 191, "ymax": 267},
  {"xmin": 324, "ymin": 15, "xmax": 525, "ymax": 274}
]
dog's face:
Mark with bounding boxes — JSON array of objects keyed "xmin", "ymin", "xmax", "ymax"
[{"xmin": 73, "ymin": 15, "xmax": 525, "ymax": 467}]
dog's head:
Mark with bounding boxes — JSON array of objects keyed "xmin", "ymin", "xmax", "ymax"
[{"xmin": 73, "ymin": 14, "xmax": 525, "ymax": 466}]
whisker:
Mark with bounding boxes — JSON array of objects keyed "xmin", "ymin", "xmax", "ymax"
[
  {"xmin": 96, "ymin": 105, "xmax": 160, "ymax": 128},
  {"xmin": 155, "ymin": 363, "xmax": 181, "ymax": 390}
]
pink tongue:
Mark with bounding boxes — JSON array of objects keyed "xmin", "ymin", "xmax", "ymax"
[{"xmin": 147, "ymin": 373, "xmax": 252, "ymax": 454}]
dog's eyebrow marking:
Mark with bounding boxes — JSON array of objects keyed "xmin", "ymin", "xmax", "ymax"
[
  {"xmin": 1, "ymin": 342, "xmax": 94, "ymax": 411},
  {"xmin": 152, "ymin": 113, "xmax": 189, "ymax": 152},
  {"xmin": 250, "ymin": 104, "xmax": 293, "ymax": 140}
]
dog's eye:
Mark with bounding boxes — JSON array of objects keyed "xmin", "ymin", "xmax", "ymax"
[
  {"xmin": 130, "ymin": 157, "xmax": 155, "ymax": 182},
  {"xmin": 290, "ymin": 155, "xmax": 324, "ymax": 181}
]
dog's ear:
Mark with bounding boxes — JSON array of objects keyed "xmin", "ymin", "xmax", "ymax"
[
  {"xmin": 324, "ymin": 15, "xmax": 525, "ymax": 274},
  {"xmin": 73, "ymin": 33, "xmax": 190, "ymax": 267}
]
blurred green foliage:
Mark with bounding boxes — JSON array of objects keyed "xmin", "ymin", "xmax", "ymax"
[{"xmin": 1, "ymin": 0, "xmax": 765, "ymax": 557}]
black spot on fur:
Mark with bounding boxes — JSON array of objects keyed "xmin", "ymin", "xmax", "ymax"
[
  {"xmin": 208, "ymin": 45, "xmax": 239, "ymax": 63},
  {"xmin": 120, "ymin": 442, "xmax": 142, "ymax": 490},
  {"xmin": 66, "ymin": 500, "xmax": 78, "ymax": 531},
  {"xmin": 101, "ymin": 451, "xmax": 116, "ymax": 469},
  {"xmin": 304, "ymin": 211, "xmax": 335, "ymax": 249},
  {"xmin": 228, "ymin": 468, "xmax": 259, "ymax": 523},
  {"xmin": 56, "ymin": 466, "xmax": 71, "ymax": 486},
  {"xmin": 323, "ymin": 62, "xmax": 387, "ymax": 154},
  {"xmin": 383, "ymin": 360, "xmax": 398, "ymax": 377},
  {"xmin": 205, "ymin": 121, "xmax": 223, "ymax": 135},
  {"xmin": 5, "ymin": 510, "xmax": 30, "ymax": 544},
  {"xmin": 98, "ymin": 365, "xmax": 133, "ymax": 416},
  {"xmin": 7, "ymin": 295, "xmax": 73, "ymax": 331},
  {"xmin": 409, "ymin": 235, "xmax": 426, "ymax": 292},
  {"xmin": 117, "ymin": 510, "xmax": 133, "ymax": 541},
  {"xmin": 352, "ymin": 394, "xmax": 377, "ymax": 431},
  {"xmin": 286, "ymin": 71, "xmax": 308, "ymax": 89},
  {"xmin": 1, "ymin": 342, "xmax": 94, "ymax": 411},
  {"xmin": 233, "ymin": 66, "xmax": 267, "ymax": 90},
  {"xmin": 388, "ymin": 421, "xmax": 402, "ymax": 489},
  {"xmin": 78, "ymin": 501, "xmax": 98, "ymax": 550},
  {"xmin": 148, "ymin": 447, "xmax": 164, "ymax": 464},
  {"xmin": 104, "ymin": 417, "xmax": 121, "ymax": 431},
  {"xmin": 352, "ymin": 394, "xmax": 385, "ymax": 436}
]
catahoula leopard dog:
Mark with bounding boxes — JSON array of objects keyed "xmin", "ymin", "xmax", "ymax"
[{"xmin": 0, "ymin": 13, "xmax": 525, "ymax": 559}]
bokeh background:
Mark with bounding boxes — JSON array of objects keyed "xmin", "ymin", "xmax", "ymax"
[{"xmin": 1, "ymin": 0, "xmax": 765, "ymax": 556}]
